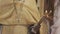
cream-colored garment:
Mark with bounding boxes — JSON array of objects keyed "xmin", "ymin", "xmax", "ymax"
[
  {"xmin": 0, "ymin": 0, "xmax": 40, "ymax": 25},
  {"xmin": 0, "ymin": 0, "xmax": 40, "ymax": 34}
]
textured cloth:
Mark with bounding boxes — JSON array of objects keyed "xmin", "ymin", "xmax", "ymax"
[
  {"xmin": 0, "ymin": 0, "xmax": 40, "ymax": 25},
  {"xmin": 0, "ymin": 0, "xmax": 40, "ymax": 34}
]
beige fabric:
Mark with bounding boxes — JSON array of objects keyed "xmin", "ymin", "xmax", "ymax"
[
  {"xmin": 0, "ymin": 0, "xmax": 40, "ymax": 25},
  {"xmin": 0, "ymin": 0, "xmax": 40, "ymax": 34}
]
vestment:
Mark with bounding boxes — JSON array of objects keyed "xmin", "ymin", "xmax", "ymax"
[{"xmin": 0, "ymin": 0, "xmax": 40, "ymax": 34}]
